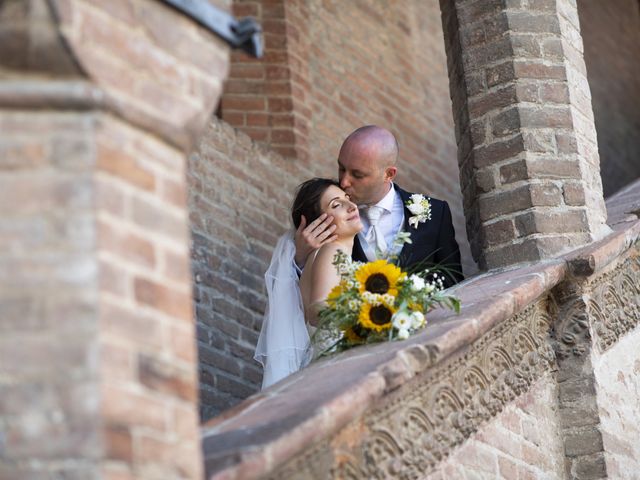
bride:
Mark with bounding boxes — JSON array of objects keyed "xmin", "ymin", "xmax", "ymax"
[{"xmin": 254, "ymin": 178, "xmax": 363, "ymax": 389}]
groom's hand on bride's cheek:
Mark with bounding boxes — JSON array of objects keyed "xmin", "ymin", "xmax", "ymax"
[{"xmin": 294, "ymin": 214, "xmax": 337, "ymax": 267}]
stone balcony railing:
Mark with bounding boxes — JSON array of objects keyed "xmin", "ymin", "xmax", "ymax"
[{"xmin": 202, "ymin": 179, "xmax": 640, "ymax": 480}]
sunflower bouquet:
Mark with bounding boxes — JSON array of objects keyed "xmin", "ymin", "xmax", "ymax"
[{"xmin": 315, "ymin": 250, "xmax": 460, "ymax": 353}]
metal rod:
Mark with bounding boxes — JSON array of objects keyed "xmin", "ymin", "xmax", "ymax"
[{"xmin": 160, "ymin": 0, "xmax": 262, "ymax": 58}]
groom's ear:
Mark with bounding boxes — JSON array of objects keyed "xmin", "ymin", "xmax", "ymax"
[{"xmin": 385, "ymin": 166, "xmax": 397, "ymax": 181}]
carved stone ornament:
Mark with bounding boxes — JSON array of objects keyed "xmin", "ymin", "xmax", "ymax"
[
  {"xmin": 550, "ymin": 292, "xmax": 591, "ymax": 360},
  {"xmin": 267, "ymin": 298, "xmax": 558, "ymax": 480},
  {"xmin": 550, "ymin": 243, "xmax": 640, "ymax": 360},
  {"xmin": 587, "ymin": 248, "xmax": 640, "ymax": 353}
]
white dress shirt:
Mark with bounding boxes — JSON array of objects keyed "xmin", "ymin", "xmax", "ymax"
[{"xmin": 358, "ymin": 184, "xmax": 405, "ymax": 260}]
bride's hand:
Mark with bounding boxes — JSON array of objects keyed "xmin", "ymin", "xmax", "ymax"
[{"xmin": 294, "ymin": 214, "xmax": 337, "ymax": 268}]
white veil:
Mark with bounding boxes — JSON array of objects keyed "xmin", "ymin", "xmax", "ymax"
[{"xmin": 254, "ymin": 230, "xmax": 312, "ymax": 389}]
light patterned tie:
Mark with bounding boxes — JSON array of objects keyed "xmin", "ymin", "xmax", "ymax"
[{"xmin": 365, "ymin": 205, "xmax": 387, "ymax": 258}]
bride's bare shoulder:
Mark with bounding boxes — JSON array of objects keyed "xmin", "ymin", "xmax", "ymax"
[{"xmin": 315, "ymin": 243, "xmax": 343, "ymax": 263}]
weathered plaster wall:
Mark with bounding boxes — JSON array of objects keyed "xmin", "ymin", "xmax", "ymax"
[
  {"xmin": 427, "ymin": 374, "xmax": 565, "ymax": 479},
  {"xmin": 593, "ymin": 325, "xmax": 640, "ymax": 478}
]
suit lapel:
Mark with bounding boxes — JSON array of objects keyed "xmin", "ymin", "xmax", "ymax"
[
  {"xmin": 352, "ymin": 235, "xmax": 368, "ymax": 262},
  {"xmin": 395, "ymin": 186, "xmax": 417, "ymax": 266}
]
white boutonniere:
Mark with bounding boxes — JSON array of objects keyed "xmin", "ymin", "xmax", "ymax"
[{"xmin": 406, "ymin": 194, "xmax": 432, "ymax": 228}]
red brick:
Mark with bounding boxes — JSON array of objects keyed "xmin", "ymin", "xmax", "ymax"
[
  {"xmin": 515, "ymin": 210, "xmax": 589, "ymax": 235},
  {"xmin": 102, "ymin": 385, "xmax": 167, "ymax": 432},
  {"xmin": 228, "ymin": 64, "xmax": 265, "ymax": 79},
  {"xmin": 519, "ymin": 106, "xmax": 573, "ymax": 128},
  {"xmin": 105, "ymin": 424, "xmax": 133, "ymax": 462},
  {"xmin": 134, "ymin": 277, "xmax": 191, "ymax": 320},
  {"xmin": 540, "ymin": 82, "xmax": 570, "ymax": 103},
  {"xmin": 0, "ymin": 142, "xmax": 46, "ymax": 169},
  {"xmin": 507, "ymin": 12, "xmax": 560, "ymax": 34},
  {"xmin": 138, "ymin": 354, "xmax": 196, "ymax": 402},
  {"xmin": 97, "ymin": 220, "xmax": 156, "ymax": 268},
  {"xmin": 221, "ymin": 95, "xmax": 266, "ymax": 112},
  {"xmin": 160, "ymin": 178, "xmax": 187, "ymax": 208},
  {"xmin": 484, "ymin": 218, "xmax": 517, "ymax": 246},
  {"xmin": 101, "ymin": 300, "xmax": 165, "ymax": 349},
  {"xmin": 246, "ymin": 113, "xmax": 270, "ymax": 126},
  {"xmin": 491, "ymin": 107, "xmax": 521, "ymax": 137},
  {"xmin": 469, "ymin": 84, "xmax": 517, "ymax": 117},
  {"xmin": 474, "ymin": 134, "xmax": 525, "ymax": 168},
  {"xmin": 563, "ymin": 182, "xmax": 586, "ymax": 206},
  {"xmin": 169, "ymin": 324, "xmax": 197, "ymax": 363}
]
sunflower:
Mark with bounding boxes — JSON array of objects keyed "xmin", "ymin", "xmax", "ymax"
[
  {"xmin": 358, "ymin": 301, "xmax": 396, "ymax": 332},
  {"xmin": 343, "ymin": 326, "xmax": 364, "ymax": 344},
  {"xmin": 355, "ymin": 260, "xmax": 405, "ymax": 297},
  {"xmin": 327, "ymin": 281, "xmax": 347, "ymax": 306}
]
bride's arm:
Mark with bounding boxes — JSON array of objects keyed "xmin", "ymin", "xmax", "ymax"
[{"xmin": 306, "ymin": 245, "xmax": 341, "ymax": 326}]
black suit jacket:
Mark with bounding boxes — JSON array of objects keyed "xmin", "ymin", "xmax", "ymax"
[{"xmin": 352, "ymin": 186, "xmax": 463, "ymax": 287}]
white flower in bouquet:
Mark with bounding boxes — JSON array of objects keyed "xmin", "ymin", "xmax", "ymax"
[
  {"xmin": 392, "ymin": 310, "xmax": 412, "ymax": 330},
  {"xmin": 409, "ymin": 274, "xmax": 425, "ymax": 291},
  {"xmin": 397, "ymin": 329, "xmax": 410, "ymax": 340},
  {"xmin": 348, "ymin": 299, "xmax": 361, "ymax": 311},
  {"xmin": 410, "ymin": 311, "xmax": 425, "ymax": 329},
  {"xmin": 382, "ymin": 293, "xmax": 396, "ymax": 304}
]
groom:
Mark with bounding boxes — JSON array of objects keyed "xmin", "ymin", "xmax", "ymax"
[{"xmin": 295, "ymin": 125, "xmax": 463, "ymax": 287}]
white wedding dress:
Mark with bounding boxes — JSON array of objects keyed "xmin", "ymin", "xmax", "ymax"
[
  {"xmin": 254, "ymin": 231, "xmax": 313, "ymax": 389},
  {"xmin": 254, "ymin": 231, "xmax": 342, "ymax": 389}
]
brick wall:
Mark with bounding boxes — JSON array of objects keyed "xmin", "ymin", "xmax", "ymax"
[
  {"xmin": 96, "ymin": 115, "xmax": 202, "ymax": 480},
  {"xmin": 0, "ymin": 111, "xmax": 101, "ymax": 479},
  {"xmin": 425, "ymin": 375, "xmax": 565, "ymax": 479},
  {"xmin": 593, "ymin": 326, "xmax": 640, "ymax": 478},
  {"xmin": 578, "ymin": 0, "xmax": 640, "ymax": 197},
  {"xmin": 0, "ymin": 0, "xmax": 229, "ymax": 477},
  {"xmin": 306, "ymin": 0, "xmax": 465, "ymax": 234},
  {"xmin": 0, "ymin": 110, "xmax": 204, "ymax": 479},
  {"xmin": 189, "ymin": 119, "xmax": 313, "ymax": 419},
  {"xmin": 220, "ymin": 0, "xmax": 473, "ymax": 271}
]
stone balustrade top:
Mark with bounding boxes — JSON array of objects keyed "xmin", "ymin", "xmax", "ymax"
[{"xmin": 201, "ymin": 179, "xmax": 640, "ymax": 480}]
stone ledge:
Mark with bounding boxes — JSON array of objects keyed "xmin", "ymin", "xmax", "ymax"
[
  {"xmin": 202, "ymin": 182, "xmax": 640, "ymax": 480},
  {"xmin": 566, "ymin": 178, "xmax": 640, "ymax": 276},
  {"xmin": 202, "ymin": 267, "xmax": 569, "ymax": 479}
]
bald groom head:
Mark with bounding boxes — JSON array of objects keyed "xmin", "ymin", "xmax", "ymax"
[{"xmin": 337, "ymin": 125, "xmax": 399, "ymax": 205}]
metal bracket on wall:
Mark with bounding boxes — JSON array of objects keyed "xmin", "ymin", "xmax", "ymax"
[{"xmin": 160, "ymin": 0, "xmax": 263, "ymax": 58}]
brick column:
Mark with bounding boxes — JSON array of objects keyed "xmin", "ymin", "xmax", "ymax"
[
  {"xmin": 0, "ymin": 1, "xmax": 228, "ymax": 479},
  {"xmin": 221, "ymin": 0, "xmax": 311, "ymax": 160},
  {"xmin": 440, "ymin": 0, "xmax": 611, "ymax": 269}
]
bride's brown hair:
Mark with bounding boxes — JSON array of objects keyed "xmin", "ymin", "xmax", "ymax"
[{"xmin": 291, "ymin": 178, "xmax": 340, "ymax": 228}]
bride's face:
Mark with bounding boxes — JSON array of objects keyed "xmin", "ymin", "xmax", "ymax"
[{"xmin": 319, "ymin": 185, "xmax": 363, "ymax": 237}]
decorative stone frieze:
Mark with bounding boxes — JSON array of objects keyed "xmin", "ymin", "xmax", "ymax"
[
  {"xmin": 551, "ymin": 291, "xmax": 590, "ymax": 360},
  {"xmin": 267, "ymin": 299, "xmax": 558, "ymax": 479},
  {"xmin": 587, "ymin": 251, "xmax": 640, "ymax": 353},
  {"xmin": 551, "ymin": 240, "xmax": 639, "ymax": 479},
  {"xmin": 552, "ymin": 242, "xmax": 640, "ymax": 359}
]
